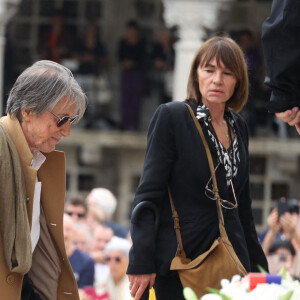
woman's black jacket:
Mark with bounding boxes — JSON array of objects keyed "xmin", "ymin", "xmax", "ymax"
[{"xmin": 127, "ymin": 100, "xmax": 268, "ymax": 276}]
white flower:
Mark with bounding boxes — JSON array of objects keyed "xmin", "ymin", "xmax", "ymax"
[
  {"xmin": 201, "ymin": 294, "xmax": 221, "ymax": 300},
  {"xmin": 195, "ymin": 272, "xmax": 300, "ymax": 300}
]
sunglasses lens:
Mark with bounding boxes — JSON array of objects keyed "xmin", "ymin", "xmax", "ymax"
[
  {"xmin": 58, "ymin": 116, "xmax": 78, "ymax": 127},
  {"xmin": 57, "ymin": 117, "xmax": 69, "ymax": 127}
]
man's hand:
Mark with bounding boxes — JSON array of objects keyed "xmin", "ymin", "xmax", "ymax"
[
  {"xmin": 128, "ymin": 273, "xmax": 156, "ymax": 300},
  {"xmin": 276, "ymin": 107, "xmax": 300, "ymax": 135}
]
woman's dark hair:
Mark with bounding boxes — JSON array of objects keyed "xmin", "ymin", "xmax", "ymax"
[{"xmin": 186, "ymin": 35, "xmax": 249, "ymax": 113}]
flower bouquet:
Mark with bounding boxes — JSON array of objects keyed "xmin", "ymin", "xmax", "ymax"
[{"xmin": 183, "ymin": 268, "xmax": 300, "ymax": 300}]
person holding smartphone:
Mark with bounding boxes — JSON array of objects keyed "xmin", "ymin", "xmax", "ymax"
[{"xmin": 261, "ymin": 198, "xmax": 300, "ymax": 257}]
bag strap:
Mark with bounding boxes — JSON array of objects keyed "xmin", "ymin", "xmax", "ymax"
[
  {"xmin": 168, "ymin": 104, "xmax": 227, "ymax": 258},
  {"xmin": 184, "ymin": 104, "xmax": 225, "ymax": 225},
  {"xmin": 168, "ymin": 186, "xmax": 187, "ymax": 258}
]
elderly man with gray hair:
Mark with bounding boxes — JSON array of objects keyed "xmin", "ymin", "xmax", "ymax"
[
  {"xmin": 0, "ymin": 60, "xmax": 87, "ymax": 300},
  {"xmin": 86, "ymin": 188, "xmax": 129, "ymax": 238}
]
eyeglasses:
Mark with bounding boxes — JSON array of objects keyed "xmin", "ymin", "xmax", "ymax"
[
  {"xmin": 48, "ymin": 111, "xmax": 78, "ymax": 127},
  {"xmin": 65, "ymin": 211, "xmax": 86, "ymax": 218},
  {"xmin": 105, "ymin": 256, "xmax": 122, "ymax": 263},
  {"xmin": 205, "ymin": 162, "xmax": 238, "ymax": 209},
  {"xmin": 269, "ymin": 253, "xmax": 291, "ymax": 263}
]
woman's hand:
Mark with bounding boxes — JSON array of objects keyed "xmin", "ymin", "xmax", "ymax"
[
  {"xmin": 128, "ymin": 273, "xmax": 156, "ymax": 300},
  {"xmin": 275, "ymin": 107, "xmax": 300, "ymax": 135}
]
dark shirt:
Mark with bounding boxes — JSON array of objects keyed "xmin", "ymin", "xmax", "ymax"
[
  {"xmin": 151, "ymin": 42, "xmax": 175, "ymax": 69},
  {"xmin": 69, "ymin": 249, "xmax": 95, "ymax": 288},
  {"xmin": 75, "ymin": 39, "xmax": 106, "ymax": 75},
  {"xmin": 118, "ymin": 39, "xmax": 146, "ymax": 70}
]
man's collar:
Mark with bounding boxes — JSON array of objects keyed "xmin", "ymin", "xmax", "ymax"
[
  {"xmin": 0, "ymin": 115, "xmax": 33, "ymax": 166},
  {"xmin": 31, "ymin": 151, "xmax": 46, "ymax": 171}
]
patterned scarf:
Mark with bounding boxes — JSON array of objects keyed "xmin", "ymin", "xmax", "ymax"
[{"xmin": 196, "ymin": 104, "xmax": 239, "ymax": 186}]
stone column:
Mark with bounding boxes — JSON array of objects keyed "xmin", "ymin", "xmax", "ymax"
[
  {"xmin": 163, "ymin": 0, "xmax": 221, "ymax": 101},
  {"xmin": 0, "ymin": 0, "xmax": 21, "ymax": 117}
]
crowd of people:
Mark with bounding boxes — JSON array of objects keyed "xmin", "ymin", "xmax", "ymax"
[
  {"xmin": 63, "ymin": 187, "xmax": 300, "ymax": 299},
  {"xmin": 62, "ymin": 188, "xmax": 134, "ymax": 300},
  {"xmin": 2, "ymin": 8, "xmax": 287, "ymax": 136},
  {"xmin": 33, "ymin": 10, "xmax": 176, "ymax": 132},
  {"xmin": 2, "ymin": 8, "xmax": 275, "ymax": 135}
]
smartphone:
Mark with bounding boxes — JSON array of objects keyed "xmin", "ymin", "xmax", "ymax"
[{"xmin": 277, "ymin": 199, "xmax": 289, "ymax": 217}]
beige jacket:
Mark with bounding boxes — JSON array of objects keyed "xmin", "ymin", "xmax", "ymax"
[{"xmin": 0, "ymin": 116, "xmax": 79, "ymax": 300}]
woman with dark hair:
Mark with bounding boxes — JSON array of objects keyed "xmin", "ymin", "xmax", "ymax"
[{"xmin": 127, "ymin": 36, "xmax": 268, "ymax": 300}]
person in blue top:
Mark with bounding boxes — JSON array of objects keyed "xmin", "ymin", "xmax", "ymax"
[{"xmin": 63, "ymin": 213, "xmax": 95, "ymax": 289}]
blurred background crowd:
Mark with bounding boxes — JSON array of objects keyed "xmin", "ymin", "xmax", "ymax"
[
  {"xmin": 3, "ymin": 1, "xmax": 291, "ymax": 137},
  {"xmin": 63, "ymin": 188, "xmax": 132, "ymax": 300},
  {"xmin": 63, "ymin": 187, "xmax": 300, "ymax": 300}
]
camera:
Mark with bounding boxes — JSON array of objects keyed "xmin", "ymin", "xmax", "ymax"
[{"xmin": 277, "ymin": 198, "xmax": 299, "ymax": 217}]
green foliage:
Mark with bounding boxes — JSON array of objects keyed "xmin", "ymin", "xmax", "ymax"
[
  {"xmin": 257, "ymin": 265, "xmax": 267, "ymax": 274},
  {"xmin": 183, "ymin": 287, "xmax": 199, "ymax": 300},
  {"xmin": 279, "ymin": 290, "xmax": 293, "ymax": 300}
]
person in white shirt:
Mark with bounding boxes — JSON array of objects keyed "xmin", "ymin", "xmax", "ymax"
[{"xmin": 96, "ymin": 237, "xmax": 132, "ymax": 300}]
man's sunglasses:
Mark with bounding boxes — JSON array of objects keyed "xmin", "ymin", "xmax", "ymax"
[
  {"xmin": 49, "ymin": 111, "xmax": 78, "ymax": 127},
  {"xmin": 65, "ymin": 211, "xmax": 86, "ymax": 218}
]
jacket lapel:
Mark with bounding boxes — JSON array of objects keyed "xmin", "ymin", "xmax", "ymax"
[{"xmin": 38, "ymin": 151, "xmax": 66, "ymax": 255}]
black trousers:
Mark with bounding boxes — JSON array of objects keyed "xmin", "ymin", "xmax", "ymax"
[
  {"xmin": 21, "ymin": 274, "xmax": 42, "ymax": 300},
  {"xmin": 141, "ymin": 273, "xmax": 185, "ymax": 300}
]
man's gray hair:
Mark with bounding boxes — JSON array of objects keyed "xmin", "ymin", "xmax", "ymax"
[{"xmin": 6, "ymin": 60, "xmax": 87, "ymax": 122}]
